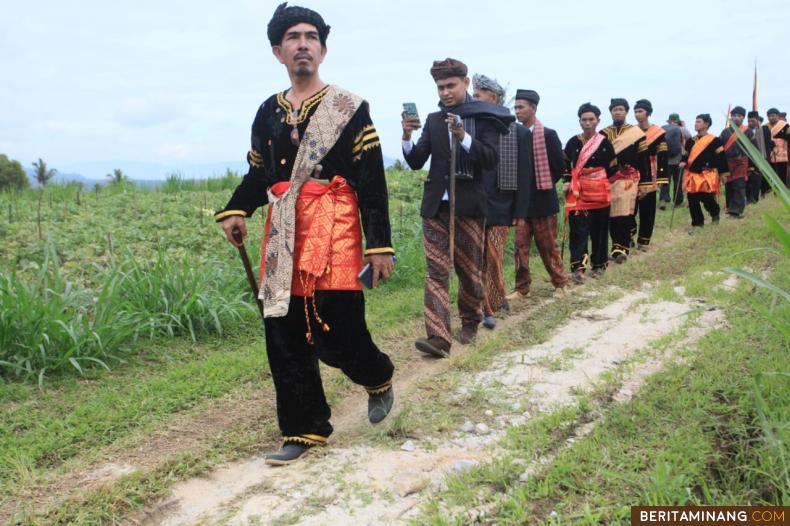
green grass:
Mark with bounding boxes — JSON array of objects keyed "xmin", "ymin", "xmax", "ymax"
[
  {"xmin": 2, "ymin": 176, "xmax": 786, "ymax": 524},
  {"xmin": 416, "ymin": 197, "xmax": 790, "ymax": 525}
]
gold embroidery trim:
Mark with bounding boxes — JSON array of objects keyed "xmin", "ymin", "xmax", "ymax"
[
  {"xmin": 365, "ymin": 379, "xmax": 393, "ymax": 395},
  {"xmin": 353, "ymin": 124, "xmax": 376, "ymax": 146},
  {"xmin": 352, "ymin": 131, "xmax": 379, "ymax": 154},
  {"xmin": 214, "ymin": 209, "xmax": 247, "ymax": 220},
  {"xmin": 277, "ymin": 85, "xmax": 331, "ymax": 125},
  {"xmin": 282, "ymin": 434, "xmax": 328, "ymax": 447},
  {"xmin": 352, "ymin": 140, "xmax": 380, "ymax": 162},
  {"xmin": 248, "ymin": 149, "xmax": 264, "ymax": 168},
  {"xmin": 364, "ymin": 247, "xmax": 395, "ymax": 255}
]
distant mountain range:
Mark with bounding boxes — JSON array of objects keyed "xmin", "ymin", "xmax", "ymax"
[{"xmin": 24, "ymin": 155, "xmax": 399, "ymax": 187}]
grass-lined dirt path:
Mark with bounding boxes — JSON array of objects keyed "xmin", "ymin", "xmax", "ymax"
[{"xmin": 4, "ymin": 196, "xmax": 787, "ymax": 525}]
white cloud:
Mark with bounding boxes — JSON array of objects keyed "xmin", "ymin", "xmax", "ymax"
[
  {"xmin": 116, "ymin": 97, "xmax": 186, "ymax": 127},
  {"xmin": 158, "ymin": 142, "xmax": 190, "ymax": 160}
]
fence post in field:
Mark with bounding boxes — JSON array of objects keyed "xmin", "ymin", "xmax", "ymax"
[{"xmin": 37, "ymin": 189, "xmax": 43, "ymax": 240}]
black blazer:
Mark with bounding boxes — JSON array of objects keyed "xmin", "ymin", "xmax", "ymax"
[
  {"xmin": 404, "ymin": 110, "xmax": 499, "ymax": 218},
  {"xmin": 513, "ymin": 126, "xmax": 565, "ymax": 219}
]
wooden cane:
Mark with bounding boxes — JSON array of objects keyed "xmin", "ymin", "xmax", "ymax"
[
  {"xmin": 669, "ymin": 167, "xmax": 684, "ymax": 231},
  {"xmin": 449, "ymin": 130, "xmax": 458, "ymax": 269},
  {"xmin": 231, "ymin": 227, "xmax": 265, "ymax": 323}
]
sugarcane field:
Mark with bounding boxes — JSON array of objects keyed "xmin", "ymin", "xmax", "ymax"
[{"xmin": 1, "ymin": 1, "xmax": 789, "ymax": 525}]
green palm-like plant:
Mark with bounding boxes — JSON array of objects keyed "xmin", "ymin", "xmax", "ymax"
[
  {"xmin": 106, "ymin": 168, "xmax": 127, "ymax": 185},
  {"xmin": 31, "ymin": 158, "xmax": 57, "ymax": 186}
]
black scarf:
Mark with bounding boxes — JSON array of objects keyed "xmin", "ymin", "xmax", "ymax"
[{"xmin": 439, "ymin": 94, "xmax": 515, "ymax": 178}]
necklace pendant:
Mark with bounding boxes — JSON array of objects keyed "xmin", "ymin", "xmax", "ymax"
[{"xmin": 290, "ymin": 127, "xmax": 300, "ymax": 146}]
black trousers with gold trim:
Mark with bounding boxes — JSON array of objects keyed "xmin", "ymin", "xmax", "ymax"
[
  {"xmin": 632, "ymin": 190, "xmax": 657, "ymax": 246},
  {"xmin": 610, "ymin": 215, "xmax": 634, "ymax": 257},
  {"xmin": 263, "ymin": 291, "xmax": 394, "ymax": 445},
  {"xmin": 569, "ymin": 207, "xmax": 610, "ymax": 272}
]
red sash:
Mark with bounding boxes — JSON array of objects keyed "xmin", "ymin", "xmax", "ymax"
[
  {"xmin": 261, "ymin": 176, "xmax": 363, "ymax": 297},
  {"xmin": 724, "ymin": 125, "xmax": 748, "ymax": 152},
  {"xmin": 566, "ymin": 134, "xmax": 610, "ymax": 216}
]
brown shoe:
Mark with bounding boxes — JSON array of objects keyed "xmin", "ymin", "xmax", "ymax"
[
  {"xmin": 552, "ymin": 287, "xmax": 567, "ymax": 299},
  {"xmin": 505, "ymin": 290, "xmax": 529, "ymax": 302},
  {"xmin": 415, "ymin": 336, "xmax": 450, "ymax": 358},
  {"xmin": 458, "ymin": 324, "xmax": 478, "ymax": 345}
]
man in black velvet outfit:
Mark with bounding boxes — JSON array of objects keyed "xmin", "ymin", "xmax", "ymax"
[{"xmin": 214, "ymin": 2, "xmax": 396, "ymax": 466}]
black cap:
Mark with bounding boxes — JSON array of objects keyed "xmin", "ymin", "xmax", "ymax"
[
  {"xmin": 609, "ymin": 98, "xmax": 629, "ymax": 111},
  {"xmin": 578, "ymin": 102, "xmax": 601, "ymax": 118},
  {"xmin": 767, "ymin": 107, "xmax": 780, "ymax": 115},
  {"xmin": 748, "ymin": 111, "xmax": 760, "ymax": 119},
  {"xmin": 634, "ymin": 99, "xmax": 653, "ymax": 115},
  {"xmin": 515, "ymin": 89, "xmax": 540, "ymax": 105},
  {"xmin": 267, "ymin": 2, "xmax": 330, "ymax": 47},
  {"xmin": 731, "ymin": 106, "xmax": 746, "ymax": 117}
]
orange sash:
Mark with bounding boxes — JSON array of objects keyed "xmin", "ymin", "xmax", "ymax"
[
  {"xmin": 643, "ymin": 125, "xmax": 666, "ymax": 147},
  {"xmin": 261, "ymin": 176, "xmax": 363, "ymax": 297},
  {"xmin": 771, "ymin": 120, "xmax": 788, "ymax": 138},
  {"xmin": 687, "ymin": 134, "xmax": 715, "ymax": 168},
  {"xmin": 684, "ymin": 169, "xmax": 719, "ymax": 194},
  {"xmin": 724, "ymin": 125, "xmax": 748, "ymax": 152}
]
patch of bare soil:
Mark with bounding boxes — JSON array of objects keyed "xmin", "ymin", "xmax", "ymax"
[{"xmin": 143, "ymin": 289, "xmax": 724, "ymax": 526}]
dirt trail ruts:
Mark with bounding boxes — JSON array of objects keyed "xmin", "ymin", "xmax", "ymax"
[{"xmin": 140, "ymin": 284, "xmax": 726, "ymax": 526}]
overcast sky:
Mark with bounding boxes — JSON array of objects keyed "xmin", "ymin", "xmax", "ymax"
[{"xmin": 2, "ymin": 0, "xmax": 788, "ymax": 178}]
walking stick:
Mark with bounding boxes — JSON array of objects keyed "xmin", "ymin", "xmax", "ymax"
[
  {"xmin": 669, "ymin": 167, "xmax": 684, "ymax": 231},
  {"xmin": 231, "ymin": 227, "xmax": 265, "ymax": 323},
  {"xmin": 560, "ymin": 205, "xmax": 569, "ymax": 260},
  {"xmin": 449, "ymin": 126, "xmax": 458, "ymax": 269},
  {"xmin": 561, "ymin": 160, "xmax": 574, "ymax": 260}
]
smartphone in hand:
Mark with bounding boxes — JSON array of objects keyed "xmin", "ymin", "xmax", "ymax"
[
  {"xmin": 402, "ymin": 102, "xmax": 419, "ymax": 122},
  {"xmin": 358, "ymin": 256, "xmax": 397, "ymax": 289}
]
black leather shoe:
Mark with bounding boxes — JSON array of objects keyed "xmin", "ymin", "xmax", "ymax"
[
  {"xmin": 368, "ymin": 387, "xmax": 394, "ymax": 424},
  {"xmin": 265, "ymin": 443, "xmax": 312, "ymax": 466},
  {"xmin": 415, "ymin": 336, "xmax": 451, "ymax": 358},
  {"xmin": 482, "ymin": 315, "xmax": 497, "ymax": 329}
]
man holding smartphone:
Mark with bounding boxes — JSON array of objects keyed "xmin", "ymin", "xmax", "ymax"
[
  {"xmin": 402, "ymin": 58, "xmax": 512, "ymax": 357},
  {"xmin": 214, "ymin": 2, "xmax": 396, "ymax": 466}
]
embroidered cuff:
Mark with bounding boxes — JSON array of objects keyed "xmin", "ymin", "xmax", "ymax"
[
  {"xmin": 364, "ymin": 247, "xmax": 395, "ymax": 256},
  {"xmin": 214, "ymin": 209, "xmax": 248, "ymax": 222}
]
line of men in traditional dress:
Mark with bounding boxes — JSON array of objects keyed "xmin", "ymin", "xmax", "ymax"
[
  {"xmin": 215, "ymin": 2, "xmax": 789, "ymax": 465},
  {"xmin": 401, "ymin": 58, "xmax": 790, "ymax": 359}
]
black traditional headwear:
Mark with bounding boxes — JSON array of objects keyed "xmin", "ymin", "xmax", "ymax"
[
  {"xmin": 747, "ymin": 111, "xmax": 760, "ymax": 119},
  {"xmin": 609, "ymin": 98, "xmax": 629, "ymax": 111},
  {"xmin": 730, "ymin": 106, "xmax": 746, "ymax": 117},
  {"xmin": 578, "ymin": 102, "xmax": 601, "ymax": 118},
  {"xmin": 267, "ymin": 2, "xmax": 330, "ymax": 47},
  {"xmin": 430, "ymin": 58, "xmax": 468, "ymax": 81},
  {"xmin": 634, "ymin": 99, "xmax": 653, "ymax": 115},
  {"xmin": 697, "ymin": 113, "xmax": 712, "ymax": 127},
  {"xmin": 515, "ymin": 89, "xmax": 540, "ymax": 105},
  {"xmin": 767, "ymin": 107, "xmax": 780, "ymax": 115}
]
